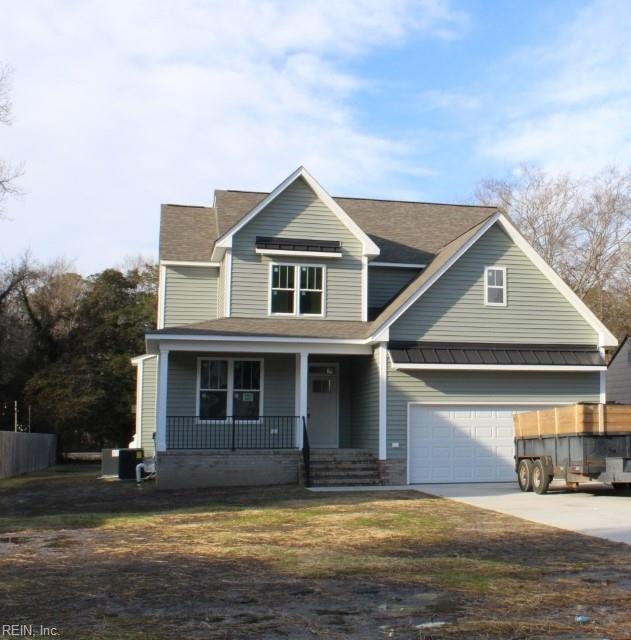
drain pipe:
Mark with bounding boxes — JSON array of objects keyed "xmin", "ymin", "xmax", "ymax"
[{"xmin": 136, "ymin": 462, "xmax": 146, "ymax": 483}]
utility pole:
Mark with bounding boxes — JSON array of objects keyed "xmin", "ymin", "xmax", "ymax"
[{"xmin": 14, "ymin": 400, "xmax": 18, "ymax": 432}]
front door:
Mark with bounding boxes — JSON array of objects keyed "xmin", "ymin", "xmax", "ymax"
[{"xmin": 307, "ymin": 364, "xmax": 339, "ymax": 448}]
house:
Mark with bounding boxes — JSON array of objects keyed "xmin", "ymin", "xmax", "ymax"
[
  {"xmin": 130, "ymin": 166, "xmax": 616, "ymax": 489},
  {"xmin": 607, "ymin": 336, "xmax": 630, "ymax": 403}
]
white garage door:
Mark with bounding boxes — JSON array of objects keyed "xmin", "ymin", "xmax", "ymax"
[{"xmin": 408, "ymin": 405, "xmax": 548, "ymax": 484}]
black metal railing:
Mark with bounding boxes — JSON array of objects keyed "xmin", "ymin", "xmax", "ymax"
[
  {"xmin": 302, "ymin": 416, "xmax": 311, "ymax": 486},
  {"xmin": 167, "ymin": 416, "xmax": 298, "ymax": 450}
]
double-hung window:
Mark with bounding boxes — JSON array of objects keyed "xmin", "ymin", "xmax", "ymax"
[
  {"xmin": 270, "ymin": 264, "xmax": 324, "ymax": 316},
  {"xmin": 484, "ymin": 266, "xmax": 507, "ymax": 306},
  {"xmin": 198, "ymin": 358, "xmax": 262, "ymax": 420}
]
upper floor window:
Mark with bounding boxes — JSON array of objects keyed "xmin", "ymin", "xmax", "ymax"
[
  {"xmin": 270, "ymin": 264, "xmax": 324, "ymax": 316},
  {"xmin": 484, "ymin": 266, "xmax": 506, "ymax": 306}
]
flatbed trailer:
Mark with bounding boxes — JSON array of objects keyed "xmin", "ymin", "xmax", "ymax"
[{"xmin": 513, "ymin": 404, "xmax": 631, "ymax": 494}]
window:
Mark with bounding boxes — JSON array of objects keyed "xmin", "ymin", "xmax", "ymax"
[
  {"xmin": 485, "ymin": 266, "xmax": 506, "ymax": 306},
  {"xmin": 198, "ymin": 359, "xmax": 262, "ymax": 420},
  {"xmin": 271, "ymin": 265, "xmax": 295, "ymax": 314},
  {"xmin": 270, "ymin": 264, "xmax": 324, "ymax": 316}
]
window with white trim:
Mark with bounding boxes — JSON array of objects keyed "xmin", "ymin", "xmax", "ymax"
[
  {"xmin": 270, "ymin": 264, "xmax": 324, "ymax": 316},
  {"xmin": 485, "ymin": 266, "xmax": 506, "ymax": 306},
  {"xmin": 198, "ymin": 359, "xmax": 262, "ymax": 419}
]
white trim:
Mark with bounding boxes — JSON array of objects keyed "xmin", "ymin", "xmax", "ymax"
[
  {"xmin": 147, "ymin": 333, "xmax": 368, "ymax": 345},
  {"xmin": 157, "ymin": 264, "xmax": 166, "ymax": 330},
  {"xmin": 160, "ymin": 260, "xmax": 221, "ymax": 268},
  {"xmin": 255, "ymin": 248, "xmax": 342, "ymax": 259},
  {"xmin": 195, "ymin": 357, "xmax": 264, "ymax": 421},
  {"xmin": 361, "ymin": 256, "xmax": 368, "ymax": 322},
  {"xmin": 211, "ymin": 166, "xmax": 380, "ymax": 259},
  {"xmin": 223, "ymin": 249, "xmax": 232, "ymax": 317},
  {"xmin": 131, "ymin": 354, "xmax": 155, "ymax": 364},
  {"xmin": 370, "ymin": 214, "xmax": 500, "ymax": 337},
  {"xmin": 129, "ymin": 358, "xmax": 144, "ymax": 448},
  {"xmin": 484, "ymin": 265, "xmax": 507, "ymax": 307},
  {"xmin": 498, "ymin": 214, "xmax": 617, "ymax": 347},
  {"xmin": 599, "ymin": 347, "xmax": 607, "ymax": 403},
  {"xmin": 370, "ymin": 262, "xmax": 427, "ymax": 269},
  {"xmin": 307, "ymin": 361, "xmax": 339, "ymax": 448},
  {"xmin": 405, "ymin": 400, "xmax": 569, "ymax": 485},
  {"xmin": 151, "ymin": 339, "xmax": 371, "ymax": 356},
  {"xmin": 376, "ymin": 344, "xmax": 387, "ymax": 460},
  {"xmin": 298, "ymin": 352, "xmax": 309, "ymax": 448},
  {"xmin": 156, "ymin": 348, "xmax": 169, "ymax": 452},
  {"xmin": 268, "ymin": 262, "xmax": 326, "ymax": 318},
  {"xmin": 392, "ymin": 363, "xmax": 606, "ymax": 372},
  {"xmin": 370, "ymin": 212, "xmax": 618, "ymax": 347}
]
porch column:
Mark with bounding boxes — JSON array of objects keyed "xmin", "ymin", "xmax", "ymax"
[
  {"xmin": 155, "ymin": 347, "xmax": 169, "ymax": 453},
  {"xmin": 377, "ymin": 343, "xmax": 387, "ymax": 460},
  {"xmin": 295, "ymin": 352, "xmax": 309, "ymax": 449}
]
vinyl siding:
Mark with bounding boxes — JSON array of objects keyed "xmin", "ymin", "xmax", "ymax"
[
  {"xmin": 607, "ymin": 340, "xmax": 631, "ymax": 403},
  {"xmin": 368, "ymin": 267, "xmax": 420, "ymax": 309},
  {"xmin": 387, "ymin": 368, "xmax": 601, "ymax": 460},
  {"xmin": 217, "ymin": 253, "xmax": 228, "ymax": 318},
  {"xmin": 350, "ymin": 351, "xmax": 380, "ymax": 455},
  {"xmin": 140, "ymin": 357, "xmax": 157, "ymax": 457},
  {"xmin": 391, "ymin": 224, "xmax": 597, "ymax": 344},
  {"xmin": 230, "ymin": 177, "xmax": 364, "ymax": 320},
  {"xmin": 166, "ymin": 352, "xmax": 295, "ymax": 417},
  {"xmin": 163, "ymin": 266, "xmax": 219, "ymax": 328}
]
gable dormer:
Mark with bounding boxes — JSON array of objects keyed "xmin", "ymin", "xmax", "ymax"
[{"xmin": 212, "ymin": 168, "xmax": 379, "ymax": 321}]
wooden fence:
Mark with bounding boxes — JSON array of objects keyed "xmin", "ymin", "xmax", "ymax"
[{"xmin": 0, "ymin": 432, "xmax": 57, "ymax": 479}]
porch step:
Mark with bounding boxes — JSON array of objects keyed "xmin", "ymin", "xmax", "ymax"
[{"xmin": 306, "ymin": 449, "xmax": 381, "ymax": 487}]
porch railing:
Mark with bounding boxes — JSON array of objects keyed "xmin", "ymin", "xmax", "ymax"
[{"xmin": 167, "ymin": 416, "xmax": 298, "ymax": 450}]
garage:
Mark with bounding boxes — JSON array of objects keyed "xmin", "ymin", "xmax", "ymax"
[{"xmin": 408, "ymin": 404, "xmax": 550, "ymax": 484}]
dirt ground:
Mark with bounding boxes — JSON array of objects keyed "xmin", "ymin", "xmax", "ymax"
[{"xmin": 1, "ymin": 466, "xmax": 630, "ymax": 639}]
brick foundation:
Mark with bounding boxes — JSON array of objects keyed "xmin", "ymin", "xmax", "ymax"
[
  {"xmin": 156, "ymin": 449, "xmax": 300, "ymax": 489},
  {"xmin": 378, "ymin": 459, "xmax": 407, "ymax": 485}
]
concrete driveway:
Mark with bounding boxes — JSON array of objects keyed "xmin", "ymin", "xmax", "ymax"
[{"xmin": 413, "ymin": 481, "xmax": 631, "ymax": 545}]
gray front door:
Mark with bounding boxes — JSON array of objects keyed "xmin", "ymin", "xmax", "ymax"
[{"xmin": 308, "ymin": 364, "xmax": 339, "ymax": 448}]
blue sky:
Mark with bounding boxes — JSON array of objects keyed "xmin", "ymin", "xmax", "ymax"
[{"xmin": 1, "ymin": 0, "xmax": 630, "ymax": 272}]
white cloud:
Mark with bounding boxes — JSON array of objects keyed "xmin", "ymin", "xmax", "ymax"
[
  {"xmin": 480, "ymin": 0, "xmax": 631, "ymax": 175},
  {"xmin": 0, "ymin": 0, "xmax": 465, "ymax": 271}
]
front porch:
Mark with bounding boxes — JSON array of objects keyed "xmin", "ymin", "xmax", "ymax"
[{"xmin": 152, "ymin": 346, "xmax": 387, "ymax": 488}]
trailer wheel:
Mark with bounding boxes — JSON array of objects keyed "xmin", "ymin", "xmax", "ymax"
[
  {"xmin": 532, "ymin": 460, "xmax": 552, "ymax": 495},
  {"xmin": 517, "ymin": 459, "xmax": 534, "ymax": 492}
]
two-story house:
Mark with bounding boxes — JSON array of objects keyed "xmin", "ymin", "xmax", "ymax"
[{"xmin": 131, "ymin": 166, "xmax": 616, "ymax": 489}]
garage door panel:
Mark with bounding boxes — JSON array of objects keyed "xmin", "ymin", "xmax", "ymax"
[{"xmin": 409, "ymin": 404, "xmax": 549, "ymax": 484}]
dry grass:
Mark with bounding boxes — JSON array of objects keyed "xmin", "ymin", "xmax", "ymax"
[{"xmin": 1, "ymin": 466, "xmax": 630, "ymax": 639}]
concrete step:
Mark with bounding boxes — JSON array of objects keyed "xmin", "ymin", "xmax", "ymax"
[{"xmin": 310, "ymin": 477, "xmax": 382, "ymax": 486}]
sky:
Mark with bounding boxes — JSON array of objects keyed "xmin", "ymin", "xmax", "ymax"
[{"xmin": 1, "ymin": 0, "xmax": 630, "ymax": 273}]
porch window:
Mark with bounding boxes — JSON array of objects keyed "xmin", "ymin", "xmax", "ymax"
[
  {"xmin": 198, "ymin": 358, "xmax": 263, "ymax": 420},
  {"xmin": 270, "ymin": 264, "xmax": 324, "ymax": 316},
  {"xmin": 199, "ymin": 359, "xmax": 228, "ymax": 420}
]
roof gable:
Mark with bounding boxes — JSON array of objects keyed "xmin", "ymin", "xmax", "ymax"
[
  {"xmin": 211, "ymin": 166, "xmax": 380, "ymax": 259},
  {"xmin": 370, "ymin": 213, "xmax": 617, "ymax": 347}
]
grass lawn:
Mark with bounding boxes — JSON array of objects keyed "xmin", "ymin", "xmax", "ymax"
[{"xmin": 1, "ymin": 467, "xmax": 630, "ymax": 639}]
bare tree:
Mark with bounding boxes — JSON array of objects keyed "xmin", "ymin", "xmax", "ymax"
[
  {"xmin": 0, "ymin": 63, "xmax": 23, "ymax": 215},
  {"xmin": 0, "ymin": 254, "xmax": 32, "ymax": 312}
]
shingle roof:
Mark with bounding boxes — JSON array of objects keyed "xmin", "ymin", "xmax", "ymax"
[
  {"xmin": 213, "ymin": 190, "xmax": 496, "ymax": 264},
  {"xmin": 389, "ymin": 342, "xmax": 604, "ymax": 367},
  {"xmin": 159, "ymin": 204, "xmax": 217, "ymax": 262},
  {"xmin": 149, "ymin": 317, "xmax": 369, "ymax": 340}
]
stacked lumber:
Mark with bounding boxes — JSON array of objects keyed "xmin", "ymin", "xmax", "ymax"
[{"xmin": 513, "ymin": 404, "xmax": 631, "ymax": 438}]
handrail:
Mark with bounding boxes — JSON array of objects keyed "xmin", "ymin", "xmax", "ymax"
[
  {"xmin": 167, "ymin": 416, "xmax": 298, "ymax": 450},
  {"xmin": 302, "ymin": 416, "xmax": 311, "ymax": 487}
]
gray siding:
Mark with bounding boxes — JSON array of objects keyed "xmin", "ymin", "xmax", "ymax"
[
  {"xmin": 140, "ymin": 357, "xmax": 157, "ymax": 457},
  {"xmin": 368, "ymin": 267, "xmax": 420, "ymax": 309},
  {"xmin": 607, "ymin": 340, "xmax": 631, "ymax": 403},
  {"xmin": 387, "ymin": 368, "xmax": 601, "ymax": 460},
  {"xmin": 230, "ymin": 178, "xmax": 364, "ymax": 320},
  {"xmin": 350, "ymin": 351, "xmax": 380, "ymax": 455},
  {"xmin": 164, "ymin": 266, "xmax": 219, "ymax": 328},
  {"xmin": 391, "ymin": 224, "xmax": 597, "ymax": 344},
  {"xmin": 167, "ymin": 352, "xmax": 295, "ymax": 417}
]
